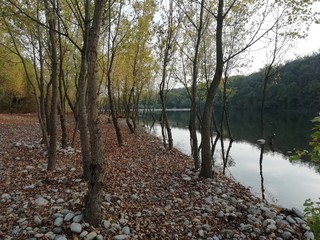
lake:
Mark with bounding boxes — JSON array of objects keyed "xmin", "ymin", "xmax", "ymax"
[{"xmin": 142, "ymin": 110, "xmax": 320, "ymax": 211}]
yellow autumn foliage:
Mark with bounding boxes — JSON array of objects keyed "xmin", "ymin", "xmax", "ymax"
[{"xmin": 0, "ymin": 46, "xmax": 27, "ymax": 98}]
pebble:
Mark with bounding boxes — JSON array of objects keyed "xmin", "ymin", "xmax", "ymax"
[
  {"xmin": 33, "ymin": 216, "xmax": 42, "ymax": 225},
  {"xmin": 120, "ymin": 226, "xmax": 129, "ymax": 235},
  {"xmin": 70, "ymin": 222, "xmax": 82, "ymax": 233},
  {"xmin": 84, "ymin": 231, "xmax": 97, "ymax": 240},
  {"xmin": 64, "ymin": 212, "xmax": 75, "ymax": 222},
  {"xmin": 54, "ymin": 217, "xmax": 63, "ymax": 227},
  {"xmin": 113, "ymin": 235, "xmax": 128, "ymax": 240},
  {"xmin": 34, "ymin": 197, "xmax": 49, "ymax": 206},
  {"xmin": 103, "ymin": 220, "xmax": 111, "ymax": 229},
  {"xmin": 72, "ymin": 214, "xmax": 83, "ymax": 223},
  {"xmin": 292, "ymin": 207, "xmax": 304, "ymax": 218}
]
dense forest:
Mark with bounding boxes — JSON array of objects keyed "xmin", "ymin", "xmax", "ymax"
[{"xmin": 146, "ymin": 53, "xmax": 320, "ymax": 112}]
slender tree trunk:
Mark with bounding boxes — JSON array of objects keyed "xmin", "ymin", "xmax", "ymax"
[
  {"xmin": 106, "ymin": 2, "xmax": 124, "ymax": 145},
  {"xmin": 84, "ymin": 0, "xmax": 106, "ymax": 227},
  {"xmin": 78, "ymin": 0, "xmax": 91, "ymax": 180},
  {"xmin": 200, "ymin": 0, "xmax": 224, "ymax": 179},
  {"xmin": 57, "ymin": 16, "xmax": 68, "ymax": 149},
  {"xmin": 189, "ymin": 0, "xmax": 205, "ymax": 170},
  {"xmin": 44, "ymin": 0, "xmax": 58, "ymax": 171},
  {"xmin": 107, "ymin": 63, "xmax": 124, "ymax": 145}
]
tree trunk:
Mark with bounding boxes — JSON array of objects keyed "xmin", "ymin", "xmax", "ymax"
[
  {"xmin": 189, "ymin": 0, "xmax": 205, "ymax": 170},
  {"xmin": 107, "ymin": 77, "xmax": 124, "ymax": 146},
  {"xmin": 78, "ymin": 0, "xmax": 91, "ymax": 181},
  {"xmin": 200, "ymin": 0, "xmax": 224, "ymax": 179},
  {"xmin": 84, "ymin": 0, "xmax": 106, "ymax": 227},
  {"xmin": 44, "ymin": 0, "xmax": 58, "ymax": 171}
]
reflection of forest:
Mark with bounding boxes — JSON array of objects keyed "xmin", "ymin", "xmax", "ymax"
[{"xmin": 143, "ymin": 110, "xmax": 314, "ymax": 156}]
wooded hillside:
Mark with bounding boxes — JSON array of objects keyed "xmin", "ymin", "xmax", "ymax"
[{"xmin": 148, "ymin": 53, "xmax": 320, "ymax": 112}]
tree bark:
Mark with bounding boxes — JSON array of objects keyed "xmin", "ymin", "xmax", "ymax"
[
  {"xmin": 78, "ymin": 0, "xmax": 91, "ymax": 181},
  {"xmin": 189, "ymin": 0, "xmax": 205, "ymax": 170},
  {"xmin": 44, "ymin": 0, "xmax": 58, "ymax": 171},
  {"xmin": 83, "ymin": 0, "xmax": 106, "ymax": 227},
  {"xmin": 200, "ymin": 0, "xmax": 224, "ymax": 178}
]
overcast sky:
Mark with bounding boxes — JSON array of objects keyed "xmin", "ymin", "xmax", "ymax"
[{"xmin": 246, "ymin": 2, "xmax": 320, "ymax": 74}]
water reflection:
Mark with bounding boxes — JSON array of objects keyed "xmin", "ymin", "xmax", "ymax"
[{"xmin": 142, "ymin": 110, "xmax": 320, "ymax": 210}]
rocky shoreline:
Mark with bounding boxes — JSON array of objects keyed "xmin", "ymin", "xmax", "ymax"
[{"xmin": 0, "ymin": 114, "xmax": 315, "ymax": 239}]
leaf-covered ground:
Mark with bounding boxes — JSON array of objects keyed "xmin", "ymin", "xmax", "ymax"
[{"xmin": 0, "ymin": 114, "xmax": 312, "ymax": 240}]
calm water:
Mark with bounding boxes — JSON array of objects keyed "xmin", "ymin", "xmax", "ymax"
[{"xmin": 143, "ymin": 110, "xmax": 320, "ymax": 211}]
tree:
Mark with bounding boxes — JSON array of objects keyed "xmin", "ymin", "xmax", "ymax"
[{"xmin": 83, "ymin": 0, "xmax": 107, "ymax": 226}]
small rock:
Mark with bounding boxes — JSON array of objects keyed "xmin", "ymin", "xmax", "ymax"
[
  {"xmin": 55, "ymin": 236, "xmax": 67, "ymax": 240},
  {"xmin": 33, "ymin": 216, "xmax": 42, "ymax": 225},
  {"xmin": 282, "ymin": 231, "xmax": 292, "ymax": 240},
  {"xmin": 70, "ymin": 222, "xmax": 82, "ymax": 233},
  {"xmin": 54, "ymin": 217, "xmax": 64, "ymax": 227},
  {"xmin": 2, "ymin": 193, "xmax": 11, "ymax": 200},
  {"xmin": 122, "ymin": 226, "xmax": 130, "ymax": 235},
  {"xmin": 181, "ymin": 174, "xmax": 191, "ymax": 181},
  {"xmin": 96, "ymin": 235, "xmax": 103, "ymax": 240},
  {"xmin": 216, "ymin": 211, "xmax": 224, "ymax": 218},
  {"xmin": 113, "ymin": 235, "xmax": 128, "ymax": 240},
  {"xmin": 84, "ymin": 231, "xmax": 97, "ymax": 240},
  {"xmin": 35, "ymin": 197, "xmax": 49, "ymax": 206},
  {"xmin": 52, "ymin": 227, "xmax": 63, "ymax": 234},
  {"xmin": 286, "ymin": 216, "xmax": 296, "ymax": 224},
  {"xmin": 292, "ymin": 207, "xmax": 304, "ymax": 218},
  {"xmin": 73, "ymin": 214, "xmax": 83, "ymax": 223},
  {"xmin": 239, "ymin": 224, "xmax": 253, "ymax": 232},
  {"xmin": 44, "ymin": 231, "xmax": 55, "ymax": 240},
  {"xmin": 79, "ymin": 231, "xmax": 88, "ymax": 238},
  {"xmin": 103, "ymin": 220, "xmax": 111, "ymax": 229},
  {"xmin": 198, "ymin": 229, "xmax": 204, "ymax": 237},
  {"xmin": 304, "ymin": 231, "xmax": 315, "ymax": 240},
  {"xmin": 64, "ymin": 212, "xmax": 75, "ymax": 222},
  {"xmin": 105, "ymin": 194, "xmax": 112, "ymax": 202},
  {"xmin": 266, "ymin": 224, "xmax": 277, "ymax": 233}
]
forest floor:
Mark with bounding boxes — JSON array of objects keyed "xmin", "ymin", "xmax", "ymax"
[{"xmin": 0, "ymin": 114, "xmax": 315, "ymax": 240}]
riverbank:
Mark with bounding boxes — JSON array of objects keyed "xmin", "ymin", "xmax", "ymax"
[{"xmin": 0, "ymin": 114, "xmax": 314, "ymax": 239}]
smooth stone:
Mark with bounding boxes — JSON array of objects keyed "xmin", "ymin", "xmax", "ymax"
[
  {"xmin": 64, "ymin": 212, "xmax": 75, "ymax": 222},
  {"xmin": 52, "ymin": 227, "xmax": 63, "ymax": 234},
  {"xmin": 35, "ymin": 197, "xmax": 49, "ymax": 206},
  {"xmin": 122, "ymin": 226, "xmax": 130, "ymax": 235},
  {"xmin": 282, "ymin": 231, "xmax": 292, "ymax": 240},
  {"xmin": 198, "ymin": 229, "xmax": 204, "ymax": 237},
  {"xmin": 96, "ymin": 235, "xmax": 103, "ymax": 240},
  {"xmin": 79, "ymin": 231, "xmax": 88, "ymax": 238},
  {"xmin": 216, "ymin": 211, "xmax": 224, "ymax": 218},
  {"xmin": 113, "ymin": 235, "xmax": 128, "ymax": 240},
  {"xmin": 304, "ymin": 231, "xmax": 315, "ymax": 240},
  {"xmin": 84, "ymin": 231, "xmax": 97, "ymax": 240},
  {"xmin": 33, "ymin": 216, "xmax": 42, "ymax": 225},
  {"xmin": 61, "ymin": 209, "xmax": 71, "ymax": 215},
  {"xmin": 103, "ymin": 220, "xmax": 111, "ymax": 229},
  {"xmin": 45, "ymin": 231, "xmax": 55, "ymax": 240},
  {"xmin": 70, "ymin": 222, "xmax": 82, "ymax": 233},
  {"xmin": 266, "ymin": 224, "xmax": 277, "ymax": 233},
  {"xmin": 239, "ymin": 224, "xmax": 253, "ymax": 232},
  {"xmin": 2, "ymin": 193, "xmax": 11, "ymax": 200},
  {"xmin": 292, "ymin": 207, "xmax": 304, "ymax": 218},
  {"xmin": 111, "ymin": 223, "xmax": 121, "ymax": 231},
  {"xmin": 73, "ymin": 214, "xmax": 83, "ymax": 223},
  {"xmin": 286, "ymin": 216, "xmax": 296, "ymax": 224},
  {"xmin": 56, "ymin": 236, "xmax": 67, "ymax": 240},
  {"xmin": 54, "ymin": 217, "xmax": 64, "ymax": 227},
  {"xmin": 52, "ymin": 213, "xmax": 64, "ymax": 219}
]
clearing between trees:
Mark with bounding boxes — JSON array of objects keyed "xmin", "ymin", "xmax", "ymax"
[{"xmin": 0, "ymin": 114, "xmax": 314, "ymax": 239}]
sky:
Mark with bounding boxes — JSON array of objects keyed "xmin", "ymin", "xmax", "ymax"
[{"xmin": 247, "ymin": 2, "xmax": 320, "ymax": 73}]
